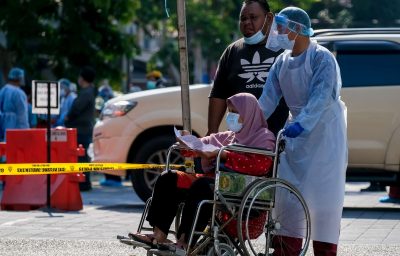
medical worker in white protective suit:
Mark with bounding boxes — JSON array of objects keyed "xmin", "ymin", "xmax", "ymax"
[
  {"xmin": 0, "ymin": 67, "xmax": 29, "ymax": 142},
  {"xmin": 259, "ymin": 7, "xmax": 348, "ymax": 256}
]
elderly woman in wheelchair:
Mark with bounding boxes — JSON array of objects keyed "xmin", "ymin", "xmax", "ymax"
[{"xmin": 122, "ymin": 92, "xmax": 311, "ymax": 256}]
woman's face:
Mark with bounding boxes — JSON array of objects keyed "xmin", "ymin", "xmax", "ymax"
[
  {"xmin": 227, "ymin": 102, "xmax": 244, "ymax": 123},
  {"xmin": 239, "ymin": 2, "xmax": 267, "ymax": 38}
]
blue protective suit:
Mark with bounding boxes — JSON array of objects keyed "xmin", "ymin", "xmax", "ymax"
[
  {"xmin": 259, "ymin": 41, "xmax": 348, "ymax": 244},
  {"xmin": 55, "ymin": 92, "xmax": 77, "ymax": 126},
  {"xmin": 0, "ymin": 84, "xmax": 29, "ymax": 141}
]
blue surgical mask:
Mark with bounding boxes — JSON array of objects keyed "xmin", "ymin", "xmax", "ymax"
[
  {"xmin": 276, "ymin": 33, "xmax": 296, "ymax": 50},
  {"xmin": 146, "ymin": 81, "xmax": 156, "ymax": 90},
  {"xmin": 226, "ymin": 112, "xmax": 243, "ymax": 133},
  {"xmin": 244, "ymin": 30, "xmax": 266, "ymax": 45}
]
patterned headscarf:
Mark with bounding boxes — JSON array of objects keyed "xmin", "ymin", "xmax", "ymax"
[
  {"xmin": 202, "ymin": 92, "xmax": 275, "ymax": 149},
  {"xmin": 227, "ymin": 92, "xmax": 275, "ymax": 149},
  {"xmin": 200, "ymin": 93, "xmax": 275, "ymax": 172}
]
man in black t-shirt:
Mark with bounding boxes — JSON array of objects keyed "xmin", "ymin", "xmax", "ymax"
[{"xmin": 208, "ymin": 0, "xmax": 288, "ymax": 135}]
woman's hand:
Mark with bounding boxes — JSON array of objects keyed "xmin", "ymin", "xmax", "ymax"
[
  {"xmin": 180, "ymin": 130, "xmax": 191, "ymax": 136},
  {"xmin": 175, "ymin": 129, "xmax": 191, "ymax": 147},
  {"xmin": 195, "ymin": 150, "xmax": 218, "ymax": 159}
]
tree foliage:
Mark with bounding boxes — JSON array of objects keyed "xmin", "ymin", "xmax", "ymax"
[
  {"xmin": 0, "ymin": 0, "xmax": 398, "ymax": 87},
  {"xmin": 351, "ymin": 0, "xmax": 400, "ymax": 27},
  {"xmin": 0, "ymin": 0, "xmax": 139, "ymax": 84}
]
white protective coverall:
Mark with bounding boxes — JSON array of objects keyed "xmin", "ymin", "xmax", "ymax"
[{"xmin": 259, "ymin": 41, "xmax": 348, "ymax": 244}]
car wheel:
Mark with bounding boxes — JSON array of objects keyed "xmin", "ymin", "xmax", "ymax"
[{"xmin": 130, "ymin": 135, "xmax": 184, "ymax": 202}]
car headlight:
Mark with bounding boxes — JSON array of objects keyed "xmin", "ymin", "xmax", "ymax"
[{"xmin": 100, "ymin": 100, "xmax": 137, "ymax": 120}]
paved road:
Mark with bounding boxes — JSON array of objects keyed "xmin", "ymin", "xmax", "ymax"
[{"xmin": 0, "ymin": 175, "xmax": 399, "ymax": 255}]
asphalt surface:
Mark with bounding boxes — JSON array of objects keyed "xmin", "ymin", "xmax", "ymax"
[{"xmin": 0, "ymin": 174, "xmax": 399, "ymax": 255}]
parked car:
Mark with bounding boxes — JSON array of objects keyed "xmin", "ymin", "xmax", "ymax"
[
  {"xmin": 92, "ymin": 84, "xmax": 214, "ymax": 201},
  {"xmin": 92, "ymin": 28, "xmax": 400, "ymax": 202},
  {"xmin": 314, "ymin": 28, "xmax": 400, "ymax": 183}
]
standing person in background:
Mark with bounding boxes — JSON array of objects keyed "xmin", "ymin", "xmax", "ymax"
[
  {"xmin": 23, "ymin": 85, "xmax": 37, "ymax": 128},
  {"xmin": 98, "ymin": 79, "xmax": 114, "ymax": 102},
  {"xmin": 207, "ymin": 0, "xmax": 288, "ymax": 136},
  {"xmin": 146, "ymin": 70, "xmax": 166, "ymax": 90},
  {"xmin": 97, "ymin": 79, "xmax": 123, "ymax": 187},
  {"xmin": 0, "ymin": 67, "xmax": 29, "ymax": 141},
  {"xmin": 95, "ymin": 79, "xmax": 114, "ymax": 117},
  {"xmin": 259, "ymin": 7, "xmax": 347, "ymax": 255},
  {"xmin": 69, "ymin": 82, "xmax": 78, "ymax": 98},
  {"xmin": 65, "ymin": 66, "xmax": 97, "ymax": 191},
  {"xmin": 55, "ymin": 78, "xmax": 77, "ymax": 127}
]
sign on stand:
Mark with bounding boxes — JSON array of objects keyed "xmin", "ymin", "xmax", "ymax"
[
  {"xmin": 32, "ymin": 80, "xmax": 60, "ymax": 114},
  {"xmin": 31, "ymin": 80, "xmax": 61, "ymax": 211}
]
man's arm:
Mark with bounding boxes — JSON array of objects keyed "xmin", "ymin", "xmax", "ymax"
[{"xmin": 207, "ymin": 97, "xmax": 227, "ymax": 135}]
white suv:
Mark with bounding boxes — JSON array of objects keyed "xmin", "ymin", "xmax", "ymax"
[
  {"xmin": 92, "ymin": 84, "xmax": 215, "ymax": 200},
  {"xmin": 92, "ymin": 28, "xmax": 400, "ymax": 201}
]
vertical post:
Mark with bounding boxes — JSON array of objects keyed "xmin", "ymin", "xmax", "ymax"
[
  {"xmin": 177, "ymin": 0, "xmax": 191, "ymax": 132},
  {"xmin": 177, "ymin": 0, "xmax": 194, "ymax": 173},
  {"xmin": 46, "ymin": 82, "xmax": 51, "ymax": 209}
]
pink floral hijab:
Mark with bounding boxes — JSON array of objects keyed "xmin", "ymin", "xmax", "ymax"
[
  {"xmin": 201, "ymin": 93, "xmax": 276, "ymax": 152},
  {"xmin": 228, "ymin": 92, "xmax": 276, "ymax": 150},
  {"xmin": 200, "ymin": 93, "xmax": 275, "ymax": 172}
]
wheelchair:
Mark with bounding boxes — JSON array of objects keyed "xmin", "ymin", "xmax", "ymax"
[{"xmin": 118, "ymin": 130, "xmax": 311, "ymax": 256}]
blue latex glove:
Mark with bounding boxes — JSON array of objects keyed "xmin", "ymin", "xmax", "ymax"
[{"xmin": 283, "ymin": 122, "xmax": 304, "ymax": 138}]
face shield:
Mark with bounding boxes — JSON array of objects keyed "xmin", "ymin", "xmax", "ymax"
[
  {"xmin": 265, "ymin": 18, "xmax": 280, "ymax": 52},
  {"xmin": 275, "ymin": 14, "xmax": 312, "ymax": 36},
  {"xmin": 265, "ymin": 14, "xmax": 311, "ymax": 52}
]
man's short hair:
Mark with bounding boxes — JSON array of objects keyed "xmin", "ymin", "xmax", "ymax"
[
  {"xmin": 243, "ymin": 0, "xmax": 270, "ymax": 13},
  {"xmin": 79, "ymin": 66, "xmax": 96, "ymax": 83}
]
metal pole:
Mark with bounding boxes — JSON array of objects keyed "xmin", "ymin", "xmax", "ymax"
[
  {"xmin": 177, "ymin": 0, "xmax": 191, "ymax": 132},
  {"xmin": 46, "ymin": 82, "xmax": 51, "ymax": 209}
]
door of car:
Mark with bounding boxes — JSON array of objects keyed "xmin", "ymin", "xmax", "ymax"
[{"xmin": 332, "ymin": 40, "xmax": 400, "ymax": 169}]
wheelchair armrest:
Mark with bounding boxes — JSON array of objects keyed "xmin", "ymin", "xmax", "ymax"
[{"xmin": 221, "ymin": 144, "xmax": 275, "ymax": 157}]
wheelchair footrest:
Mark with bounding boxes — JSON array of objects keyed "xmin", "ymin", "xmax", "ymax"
[
  {"xmin": 149, "ymin": 249, "xmax": 186, "ymax": 256},
  {"xmin": 149, "ymin": 245, "xmax": 186, "ymax": 256},
  {"xmin": 117, "ymin": 235, "xmax": 152, "ymax": 249},
  {"xmin": 149, "ymin": 249, "xmax": 177, "ymax": 256}
]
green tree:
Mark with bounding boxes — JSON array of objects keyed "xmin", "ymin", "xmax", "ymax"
[
  {"xmin": 0, "ymin": 0, "xmax": 139, "ymax": 85},
  {"xmin": 308, "ymin": 0, "xmax": 353, "ymax": 29},
  {"xmin": 351, "ymin": 0, "xmax": 400, "ymax": 27}
]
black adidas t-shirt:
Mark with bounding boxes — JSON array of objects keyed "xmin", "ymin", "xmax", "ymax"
[{"xmin": 210, "ymin": 38, "xmax": 289, "ymax": 135}]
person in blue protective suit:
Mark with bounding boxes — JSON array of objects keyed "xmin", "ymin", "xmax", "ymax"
[
  {"xmin": 259, "ymin": 7, "xmax": 348, "ymax": 256},
  {"xmin": 55, "ymin": 78, "xmax": 77, "ymax": 127},
  {"xmin": 0, "ymin": 67, "xmax": 29, "ymax": 141}
]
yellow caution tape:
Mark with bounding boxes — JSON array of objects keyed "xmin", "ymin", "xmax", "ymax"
[{"xmin": 0, "ymin": 163, "xmax": 184, "ymax": 176}]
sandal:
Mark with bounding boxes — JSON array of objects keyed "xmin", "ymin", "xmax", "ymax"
[{"xmin": 128, "ymin": 233, "xmax": 159, "ymax": 248}]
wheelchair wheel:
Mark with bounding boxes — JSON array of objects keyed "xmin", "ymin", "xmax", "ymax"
[
  {"xmin": 237, "ymin": 178, "xmax": 311, "ymax": 256},
  {"xmin": 206, "ymin": 242, "xmax": 236, "ymax": 256}
]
